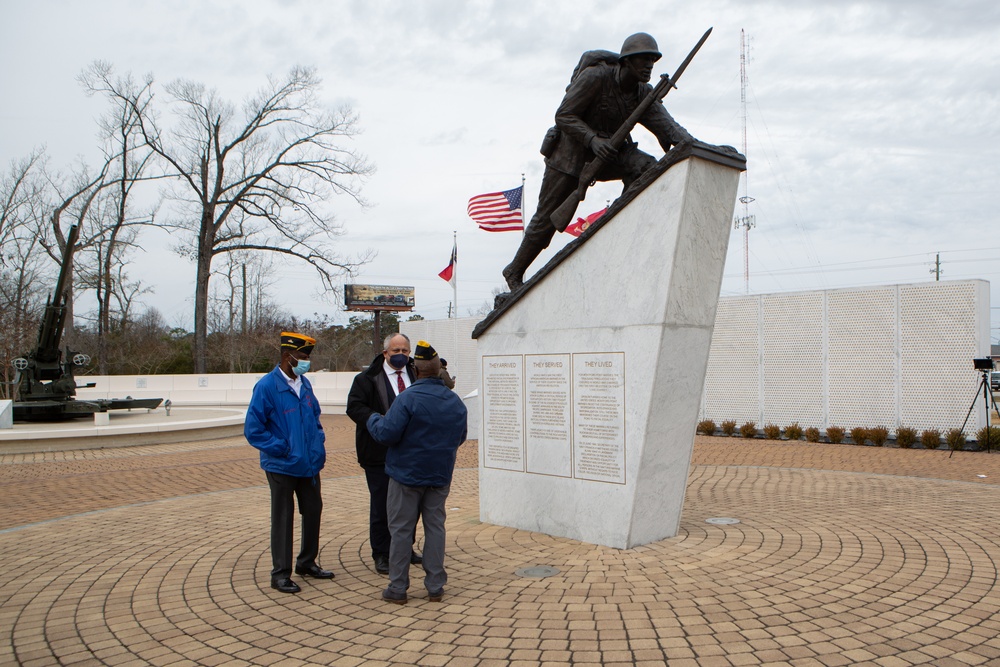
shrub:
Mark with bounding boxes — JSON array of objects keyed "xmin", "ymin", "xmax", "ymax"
[
  {"xmin": 784, "ymin": 423, "xmax": 803, "ymax": 440},
  {"xmin": 921, "ymin": 429, "xmax": 941, "ymax": 450},
  {"xmin": 945, "ymin": 428, "xmax": 966, "ymax": 451},
  {"xmin": 697, "ymin": 419, "xmax": 716, "ymax": 436},
  {"xmin": 740, "ymin": 421, "xmax": 757, "ymax": 438},
  {"xmin": 826, "ymin": 426, "xmax": 845, "ymax": 444},
  {"xmin": 720, "ymin": 420, "xmax": 737, "ymax": 436},
  {"xmin": 895, "ymin": 427, "xmax": 917, "ymax": 449},
  {"xmin": 868, "ymin": 426, "xmax": 889, "ymax": 447},
  {"xmin": 850, "ymin": 427, "xmax": 868, "ymax": 446},
  {"xmin": 804, "ymin": 427, "xmax": 821, "ymax": 442},
  {"xmin": 975, "ymin": 426, "xmax": 1000, "ymax": 451},
  {"xmin": 762, "ymin": 423, "xmax": 782, "ymax": 440}
]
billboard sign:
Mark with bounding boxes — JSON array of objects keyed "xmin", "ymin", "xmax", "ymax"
[{"xmin": 344, "ymin": 284, "xmax": 415, "ymax": 312}]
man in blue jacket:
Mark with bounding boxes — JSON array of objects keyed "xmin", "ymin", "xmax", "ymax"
[
  {"xmin": 245, "ymin": 331, "xmax": 332, "ymax": 594},
  {"xmin": 367, "ymin": 340, "xmax": 468, "ymax": 604}
]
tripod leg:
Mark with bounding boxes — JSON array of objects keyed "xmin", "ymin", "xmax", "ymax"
[
  {"xmin": 957, "ymin": 376, "xmax": 983, "ymax": 435},
  {"xmin": 985, "ymin": 375, "xmax": 998, "ymax": 453},
  {"xmin": 953, "ymin": 374, "xmax": 988, "ymax": 458},
  {"xmin": 984, "ymin": 377, "xmax": 991, "ymax": 453}
]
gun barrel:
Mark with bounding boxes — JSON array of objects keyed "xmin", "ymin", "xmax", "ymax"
[{"xmin": 36, "ymin": 224, "xmax": 80, "ymax": 354}]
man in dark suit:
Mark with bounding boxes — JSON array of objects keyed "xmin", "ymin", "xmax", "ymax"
[
  {"xmin": 366, "ymin": 340, "xmax": 468, "ymax": 604},
  {"xmin": 346, "ymin": 332, "xmax": 423, "ymax": 574}
]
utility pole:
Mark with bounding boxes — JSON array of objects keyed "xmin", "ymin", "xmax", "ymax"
[
  {"xmin": 372, "ymin": 310, "xmax": 381, "ymax": 359},
  {"xmin": 733, "ymin": 28, "xmax": 756, "ymax": 294},
  {"xmin": 930, "ymin": 253, "xmax": 942, "ymax": 281}
]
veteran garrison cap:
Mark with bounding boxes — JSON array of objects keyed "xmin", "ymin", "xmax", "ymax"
[
  {"xmin": 413, "ymin": 340, "xmax": 438, "ymax": 361},
  {"xmin": 280, "ymin": 331, "xmax": 316, "ymax": 354}
]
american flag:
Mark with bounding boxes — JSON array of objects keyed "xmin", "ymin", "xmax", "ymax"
[{"xmin": 467, "ymin": 186, "xmax": 524, "ymax": 232}]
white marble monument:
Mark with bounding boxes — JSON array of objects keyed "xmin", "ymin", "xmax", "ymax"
[
  {"xmin": 0, "ymin": 400, "xmax": 12, "ymax": 429},
  {"xmin": 473, "ymin": 144, "xmax": 743, "ymax": 548}
]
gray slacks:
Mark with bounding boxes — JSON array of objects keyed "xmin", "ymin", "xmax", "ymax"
[{"xmin": 386, "ymin": 478, "xmax": 450, "ymax": 595}]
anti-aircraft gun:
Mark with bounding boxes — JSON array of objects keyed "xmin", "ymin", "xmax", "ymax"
[{"xmin": 12, "ymin": 224, "xmax": 162, "ymax": 420}]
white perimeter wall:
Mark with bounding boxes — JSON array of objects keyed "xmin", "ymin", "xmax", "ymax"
[
  {"xmin": 72, "ymin": 318, "xmax": 482, "ymax": 413},
  {"xmin": 400, "ymin": 316, "xmax": 480, "ymax": 400},
  {"xmin": 72, "ymin": 280, "xmax": 990, "ymax": 432},
  {"xmin": 702, "ymin": 279, "xmax": 991, "ymax": 432},
  {"xmin": 74, "ymin": 371, "xmax": 356, "ymax": 413}
]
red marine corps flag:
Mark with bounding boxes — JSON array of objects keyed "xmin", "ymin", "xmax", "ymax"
[
  {"xmin": 467, "ymin": 186, "xmax": 524, "ymax": 232},
  {"xmin": 565, "ymin": 207, "xmax": 607, "ymax": 237}
]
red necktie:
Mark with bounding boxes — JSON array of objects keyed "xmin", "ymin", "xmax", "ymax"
[{"xmin": 395, "ymin": 370, "xmax": 406, "ymax": 394}]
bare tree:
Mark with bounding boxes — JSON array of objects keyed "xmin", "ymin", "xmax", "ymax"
[
  {"xmin": 38, "ymin": 163, "xmax": 111, "ymax": 353},
  {"xmin": 1, "ymin": 149, "xmax": 112, "ymax": 394},
  {"xmin": 0, "ymin": 152, "xmax": 50, "ymax": 397},
  {"xmin": 207, "ymin": 252, "xmax": 285, "ymax": 372},
  {"xmin": 116, "ymin": 66, "xmax": 373, "ymax": 372},
  {"xmin": 79, "ymin": 62, "xmax": 160, "ymax": 373},
  {"xmin": 105, "ymin": 307, "xmax": 181, "ymax": 375},
  {"xmin": 468, "ymin": 285, "xmax": 509, "ymax": 318}
]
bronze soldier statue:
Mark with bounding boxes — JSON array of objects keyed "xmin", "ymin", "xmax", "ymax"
[{"xmin": 503, "ymin": 32, "xmax": 695, "ymax": 291}]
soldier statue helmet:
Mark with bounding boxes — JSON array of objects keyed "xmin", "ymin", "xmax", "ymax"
[{"xmin": 618, "ymin": 33, "xmax": 661, "ymax": 61}]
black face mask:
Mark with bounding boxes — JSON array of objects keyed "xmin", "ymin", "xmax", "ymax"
[{"xmin": 389, "ymin": 353, "xmax": 409, "ymax": 369}]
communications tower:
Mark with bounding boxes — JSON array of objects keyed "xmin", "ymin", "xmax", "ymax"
[{"xmin": 733, "ymin": 29, "xmax": 755, "ymax": 294}]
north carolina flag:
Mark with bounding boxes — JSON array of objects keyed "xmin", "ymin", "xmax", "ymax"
[
  {"xmin": 438, "ymin": 241, "xmax": 456, "ymax": 285},
  {"xmin": 467, "ymin": 186, "xmax": 523, "ymax": 232},
  {"xmin": 565, "ymin": 207, "xmax": 607, "ymax": 237}
]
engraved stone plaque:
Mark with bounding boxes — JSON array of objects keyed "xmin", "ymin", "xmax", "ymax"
[
  {"xmin": 572, "ymin": 352, "xmax": 626, "ymax": 484},
  {"xmin": 525, "ymin": 354, "xmax": 572, "ymax": 477},
  {"xmin": 482, "ymin": 355, "xmax": 525, "ymax": 471}
]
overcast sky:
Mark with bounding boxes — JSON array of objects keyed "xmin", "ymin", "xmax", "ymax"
[{"xmin": 2, "ymin": 0, "xmax": 999, "ymax": 341}]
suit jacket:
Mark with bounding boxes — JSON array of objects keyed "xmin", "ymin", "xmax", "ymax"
[{"xmin": 346, "ymin": 353, "xmax": 416, "ymax": 468}]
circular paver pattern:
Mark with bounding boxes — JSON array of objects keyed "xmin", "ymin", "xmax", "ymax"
[{"xmin": 3, "ymin": 464, "xmax": 1000, "ymax": 666}]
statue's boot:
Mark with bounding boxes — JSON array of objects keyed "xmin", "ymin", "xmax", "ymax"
[{"xmin": 502, "ymin": 243, "xmax": 539, "ymax": 291}]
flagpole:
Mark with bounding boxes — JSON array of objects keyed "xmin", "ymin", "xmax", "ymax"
[
  {"xmin": 452, "ymin": 230, "xmax": 459, "ymax": 383},
  {"xmin": 521, "ymin": 173, "xmax": 526, "ymax": 238},
  {"xmin": 451, "ymin": 230, "xmax": 458, "ymax": 319}
]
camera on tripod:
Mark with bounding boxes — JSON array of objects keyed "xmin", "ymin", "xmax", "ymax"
[{"xmin": 973, "ymin": 358, "xmax": 995, "ymax": 371}]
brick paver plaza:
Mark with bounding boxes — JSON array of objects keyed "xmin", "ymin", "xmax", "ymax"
[{"xmin": 3, "ymin": 414, "xmax": 1000, "ymax": 666}]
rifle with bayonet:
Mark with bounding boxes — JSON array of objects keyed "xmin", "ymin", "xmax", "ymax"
[{"xmin": 549, "ymin": 27, "xmax": 713, "ymax": 233}]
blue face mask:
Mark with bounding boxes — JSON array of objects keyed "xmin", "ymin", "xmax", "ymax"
[
  {"xmin": 389, "ymin": 353, "xmax": 409, "ymax": 369},
  {"xmin": 291, "ymin": 358, "xmax": 311, "ymax": 376}
]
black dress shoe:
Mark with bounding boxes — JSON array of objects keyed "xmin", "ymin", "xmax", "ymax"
[
  {"xmin": 295, "ymin": 564, "xmax": 334, "ymax": 579},
  {"xmin": 374, "ymin": 555, "xmax": 390, "ymax": 574},
  {"xmin": 410, "ymin": 552, "xmax": 423, "ymax": 565},
  {"xmin": 270, "ymin": 578, "xmax": 300, "ymax": 594},
  {"xmin": 381, "ymin": 588, "xmax": 407, "ymax": 604}
]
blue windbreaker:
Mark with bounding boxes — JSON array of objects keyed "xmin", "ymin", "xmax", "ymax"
[
  {"xmin": 245, "ymin": 366, "xmax": 326, "ymax": 477},
  {"xmin": 366, "ymin": 376, "xmax": 468, "ymax": 487}
]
